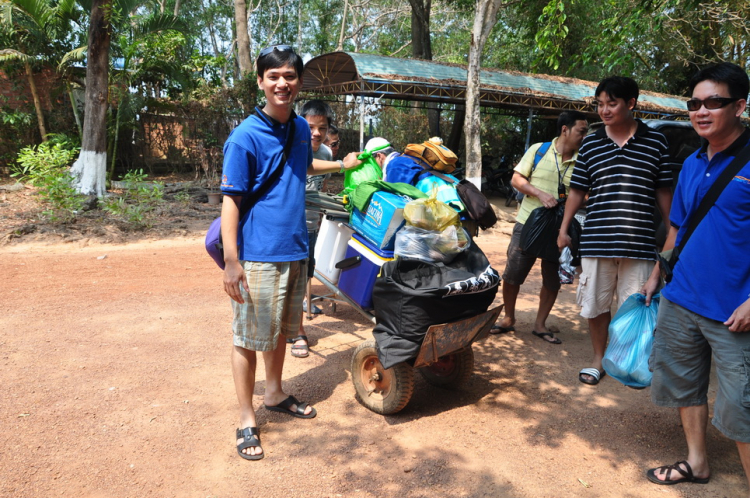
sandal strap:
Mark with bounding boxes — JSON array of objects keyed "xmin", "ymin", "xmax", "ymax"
[
  {"xmin": 236, "ymin": 427, "xmax": 261, "ymax": 448},
  {"xmin": 658, "ymin": 460, "xmax": 691, "ymax": 481}
]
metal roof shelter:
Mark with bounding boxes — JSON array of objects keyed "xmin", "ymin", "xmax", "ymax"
[{"xmin": 302, "ymin": 51, "xmax": 690, "ymax": 119}]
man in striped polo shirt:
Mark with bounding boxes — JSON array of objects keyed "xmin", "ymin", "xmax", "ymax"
[{"xmin": 557, "ymin": 76, "xmax": 673, "ymax": 386}]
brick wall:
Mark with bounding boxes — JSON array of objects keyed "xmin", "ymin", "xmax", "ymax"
[{"xmin": 0, "ymin": 66, "xmax": 64, "ymax": 111}]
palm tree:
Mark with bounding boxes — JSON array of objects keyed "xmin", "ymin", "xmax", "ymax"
[{"xmin": 0, "ymin": 0, "xmax": 79, "ymax": 142}]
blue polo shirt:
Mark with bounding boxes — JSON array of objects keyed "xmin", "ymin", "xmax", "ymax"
[
  {"xmin": 220, "ymin": 107, "xmax": 313, "ymax": 262},
  {"xmin": 663, "ymin": 128, "xmax": 750, "ymax": 322}
]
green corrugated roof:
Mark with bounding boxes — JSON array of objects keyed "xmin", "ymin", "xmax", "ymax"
[{"xmin": 302, "ymin": 52, "xmax": 689, "ymax": 118}]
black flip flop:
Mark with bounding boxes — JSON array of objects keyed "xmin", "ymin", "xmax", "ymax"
[
  {"xmin": 532, "ymin": 330, "xmax": 561, "ymax": 344},
  {"xmin": 490, "ymin": 325, "xmax": 514, "ymax": 334},
  {"xmin": 264, "ymin": 395, "xmax": 317, "ymax": 419}
]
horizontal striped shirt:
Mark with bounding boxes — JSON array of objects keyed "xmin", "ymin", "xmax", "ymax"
[{"xmin": 570, "ymin": 120, "xmax": 671, "ymax": 260}]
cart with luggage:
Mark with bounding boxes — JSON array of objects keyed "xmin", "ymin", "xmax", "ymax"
[{"xmin": 307, "ymin": 191, "xmax": 502, "ymax": 415}]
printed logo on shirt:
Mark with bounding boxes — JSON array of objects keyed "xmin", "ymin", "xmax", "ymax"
[
  {"xmin": 733, "ymin": 175, "xmax": 750, "ymax": 186},
  {"xmin": 220, "ymin": 174, "xmax": 233, "ymax": 189}
]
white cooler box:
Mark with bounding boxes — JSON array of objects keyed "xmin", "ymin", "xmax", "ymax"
[{"xmin": 314, "ymin": 216, "xmax": 355, "ymax": 284}]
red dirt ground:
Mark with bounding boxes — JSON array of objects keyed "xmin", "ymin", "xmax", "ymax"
[{"xmin": 0, "ymin": 181, "xmax": 746, "ymax": 497}]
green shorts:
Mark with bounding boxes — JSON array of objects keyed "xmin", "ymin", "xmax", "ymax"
[
  {"xmin": 231, "ymin": 260, "xmax": 307, "ymax": 352},
  {"xmin": 650, "ymin": 297, "xmax": 750, "ymax": 443}
]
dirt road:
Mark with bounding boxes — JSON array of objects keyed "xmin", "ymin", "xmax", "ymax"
[{"xmin": 0, "ymin": 221, "xmax": 744, "ymax": 497}]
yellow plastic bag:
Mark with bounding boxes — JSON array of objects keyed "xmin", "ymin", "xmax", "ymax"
[{"xmin": 403, "ymin": 192, "xmax": 459, "ymax": 232}]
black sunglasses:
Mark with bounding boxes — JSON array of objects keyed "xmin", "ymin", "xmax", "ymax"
[
  {"xmin": 258, "ymin": 44, "xmax": 294, "ymax": 59},
  {"xmin": 328, "ymin": 141, "xmax": 340, "ymax": 147},
  {"xmin": 686, "ymin": 97, "xmax": 739, "ymax": 112}
]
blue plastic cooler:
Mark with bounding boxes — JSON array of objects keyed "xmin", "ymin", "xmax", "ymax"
[{"xmin": 337, "ymin": 234, "xmax": 394, "ymax": 310}]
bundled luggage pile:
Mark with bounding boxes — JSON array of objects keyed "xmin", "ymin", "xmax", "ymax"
[{"xmin": 307, "ymin": 138, "xmax": 502, "ymax": 369}]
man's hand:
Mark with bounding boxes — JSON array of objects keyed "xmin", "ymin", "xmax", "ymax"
[
  {"xmin": 725, "ymin": 297, "xmax": 750, "ymax": 333},
  {"xmin": 223, "ymin": 260, "xmax": 248, "ymax": 304},
  {"xmin": 557, "ymin": 232, "xmax": 571, "ymax": 252},
  {"xmin": 342, "ymin": 152, "xmax": 362, "ymax": 170},
  {"xmin": 640, "ymin": 266, "xmax": 661, "ymax": 306},
  {"xmin": 538, "ymin": 191, "xmax": 557, "ymax": 209}
]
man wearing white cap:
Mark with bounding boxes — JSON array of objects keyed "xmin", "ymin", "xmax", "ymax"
[{"xmin": 365, "ymin": 137, "xmax": 398, "ymax": 178}]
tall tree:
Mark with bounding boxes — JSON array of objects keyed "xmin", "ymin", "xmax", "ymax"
[
  {"xmin": 69, "ymin": 0, "xmax": 111, "ymax": 197},
  {"xmin": 234, "ymin": 0, "xmax": 252, "ymax": 77},
  {"xmin": 463, "ymin": 0, "xmax": 506, "ymax": 186}
]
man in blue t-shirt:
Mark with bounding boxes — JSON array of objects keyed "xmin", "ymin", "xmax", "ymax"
[
  {"xmin": 641, "ymin": 62, "xmax": 750, "ymax": 490},
  {"xmin": 219, "ymin": 45, "xmax": 360, "ymax": 461}
]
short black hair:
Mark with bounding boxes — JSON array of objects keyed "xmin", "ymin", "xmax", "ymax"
[
  {"xmin": 300, "ymin": 100, "xmax": 333, "ymax": 126},
  {"xmin": 256, "ymin": 47, "xmax": 304, "ymax": 80},
  {"xmin": 595, "ymin": 76, "xmax": 639, "ymax": 106},
  {"xmin": 327, "ymin": 123, "xmax": 339, "ymax": 136},
  {"xmin": 688, "ymin": 62, "xmax": 750, "ymax": 100},
  {"xmin": 556, "ymin": 110, "xmax": 587, "ymax": 135}
]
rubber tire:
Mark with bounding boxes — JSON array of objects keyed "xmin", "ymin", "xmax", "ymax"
[
  {"xmin": 505, "ymin": 190, "xmax": 515, "ymax": 207},
  {"xmin": 351, "ymin": 339, "xmax": 414, "ymax": 415},
  {"xmin": 418, "ymin": 347, "xmax": 475, "ymax": 389}
]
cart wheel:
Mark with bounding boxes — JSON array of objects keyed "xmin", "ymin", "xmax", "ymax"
[
  {"xmin": 351, "ymin": 339, "xmax": 414, "ymax": 415},
  {"xmin": 418, "ymin": 347, "xmax": 475, "ymax": 389}
]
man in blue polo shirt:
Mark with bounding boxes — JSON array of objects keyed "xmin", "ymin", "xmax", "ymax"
[
  {"xmin": 220, "ymin": 45, "xmax": 360, "ymax": 461},
  {"xmin": 641, "ymin": 62, "xmax": 750, "ymax": 490}
]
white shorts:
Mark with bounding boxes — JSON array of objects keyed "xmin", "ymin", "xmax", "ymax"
[{"xmin": 576, "ymin": 257, "xmax": 654, "ymax": 319}]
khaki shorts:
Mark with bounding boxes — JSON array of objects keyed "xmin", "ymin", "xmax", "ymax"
[
  {"xmin": 651, "ymin": 297, "xmax": 750, "ymax": 443},
  {"xmin": 231, "ymin": 260, "xmax": 307, "ymax": 352},
  {"xmin": 576, "ymin": 257, "xmax": 653, "ymax": 319}
]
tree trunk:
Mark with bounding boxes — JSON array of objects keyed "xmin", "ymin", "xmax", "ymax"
[
  {"xmin": 463, "ymin": 0, "xmax": 503, "ymax": 188},
  {"xmin": 410, "ymin": 0, "xmax": 441, "ymax": 138},
  {"xmin": 70, "ymin": 0, "xmax": 112, "ymax": 197},
  {"xmin": 24, "ymin": 61, "xmax": 47, "ymax": 142},
  {"xmin": 234, "ymin": 0, "xmax": 252, "ymax": 78},
  {"xmin": 336, "ymin": 0, "xmax": 349, "ymax": 51},
  {"xmin": 409, "ymin": 0, "xmax": 432, "ymax": 60},
  {"xmin": 447, "ymin": 104, "xmax": 465, "ymax": 155}
]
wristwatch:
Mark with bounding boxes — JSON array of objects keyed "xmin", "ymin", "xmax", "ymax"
[{"xmin": 337, "ymin": 160, "xmax": 345, "ymax": 173}]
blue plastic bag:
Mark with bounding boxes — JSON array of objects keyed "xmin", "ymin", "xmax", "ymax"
[{"xmin": 602, "ymin": 293, "xmax": 660, "ymax": 389}]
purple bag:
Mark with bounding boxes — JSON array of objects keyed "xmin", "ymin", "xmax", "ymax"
[{"xmin": 205, "ymin": 217, "xmax": 225, "ymax": 269}]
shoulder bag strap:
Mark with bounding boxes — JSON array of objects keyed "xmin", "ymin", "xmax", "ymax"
[
  {"xmin": 406, "ymin": 154, "xmax": 439, "ymax": 184},
  {"xmin": 425, "ymin": 169, "xmax": 455, "ymax": 184},
  {"xmin": 237, "ymin": 110, "xmax": 297, "ymax": 219},
  {"xmin": 674, "ymin": 143, "xmax": 750, "ymax": 258}
]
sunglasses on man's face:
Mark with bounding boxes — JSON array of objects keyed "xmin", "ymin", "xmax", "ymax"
[
  {"xmin": 686, "ymin": 97, "xmax": 740, "ymax": 112},
  {"xmin": 258, "ymin": 44, "xmax": 294, "ymax": 58},
  {"xmin": 328, "ymin": 141, "xmax": 340, "ymax": 147}
]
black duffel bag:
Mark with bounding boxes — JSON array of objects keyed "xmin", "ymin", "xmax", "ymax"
[
  {"xmin": 371, "ymin": 242, "xmax": 500, "ymax": 369},
  {"xmin": 520, "ymin": 202, "xmax": 582, "ymax": 263}
]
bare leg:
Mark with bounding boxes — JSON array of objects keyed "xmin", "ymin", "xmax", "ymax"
[
  {"xmin": 651, "ymin": 405, "xmax": 710, "ymax": 482},
  {"xmin": 580, "ymin": 312, "xmax": 610, "ymax": 382},
  {"xmin": 262, "ymin": 337, "xmax": 313, "ymax": 415},
  {"xmin": 736, "ymin": 441, "xmax": 750, "ymax": 497},
  {"xmin": 499, "ymin": 282, "xmax": 520, "ymax": 329},
  {"xmin": 232, "ymin": 345, "xmax": 262, "ymax": 457},
  {"xmin": 533, "ymin": 285, "xmax": 559, "ymax": 333}
]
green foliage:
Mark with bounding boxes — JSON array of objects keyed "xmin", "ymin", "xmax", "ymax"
[
  {"xmin": 103, "ymin": 169, "xmax": 164, "ymax": 228},
  {"xmin": 174, "ymin": 190, "xmax": 191, "ymax": 207},
  {"xmin": 12, "ymin": 134, "xmax": 79, "ymax": 183},
  {"xmin": 11, "ymin": 134, "xmax": 84, "ymax": 222}
]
